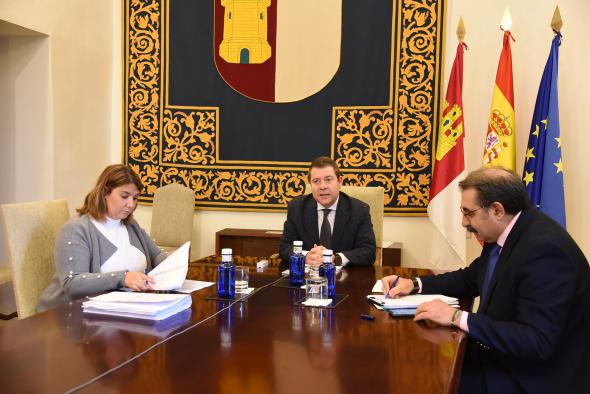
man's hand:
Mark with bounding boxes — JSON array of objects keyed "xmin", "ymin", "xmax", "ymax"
[
  {"xmin": 413, "ymin": 299, "xmax": 456, "ymax": 326},
  {"xmin": 306, "ymin": 244, "xmax": 325, "ymax": 266},
  {"xmin": 381, "ymin": 275, "xmax": 413, "ymax": 298}
]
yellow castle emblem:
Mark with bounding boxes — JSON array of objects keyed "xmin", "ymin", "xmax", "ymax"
[
  {"xmin": 219, "ymin": 0, "xmax": 272, "ymax": 64},
  {"xmin": 435, "ymin": 102, "xmax": 464, "ymax": 161}
]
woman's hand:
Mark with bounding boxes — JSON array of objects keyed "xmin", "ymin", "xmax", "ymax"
[{"xmin": 124, "ymin": 271, "xmax": 154, "ymax": 291}]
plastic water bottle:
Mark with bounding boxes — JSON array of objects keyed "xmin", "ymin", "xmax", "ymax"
[
  {"xmin": 289, "ymin": 240, "xmax": 305, "ymax": 286},
  {"xmin": 319, "ymin": 249, "xmax": 336, "ymax": 298},
  {"xmin": 217, "ymin": 248, "xmax": 235, "ymax": 298}
]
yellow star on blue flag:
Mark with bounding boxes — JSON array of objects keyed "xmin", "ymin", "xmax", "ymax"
[{"xmin": 522, "ymin": 32, "xmax": 566, "ymax": 228}]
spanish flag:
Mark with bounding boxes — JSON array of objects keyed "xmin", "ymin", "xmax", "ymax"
[{"xmin": 482, "ymin": 31, "xmax": 516, "ymax": 169}]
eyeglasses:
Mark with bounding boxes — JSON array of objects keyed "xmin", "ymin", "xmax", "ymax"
[{"xmin": 459, "ymin": 206, "xmax": 485, "ymax": 218}]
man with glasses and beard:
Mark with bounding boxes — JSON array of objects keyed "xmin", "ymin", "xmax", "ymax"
[{"xmin": 381, "ymin": 167, "xmax": 590, "ymax": 394}]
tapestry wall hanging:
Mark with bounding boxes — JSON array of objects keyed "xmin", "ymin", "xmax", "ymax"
[{"xmin": 124, "ymin": 0, "xmax": 446, "ymax": 215}]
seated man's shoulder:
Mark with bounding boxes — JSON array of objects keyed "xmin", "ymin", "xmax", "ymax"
[{"xmin": 288, "ymin": 193, "xmax": 313, "ymax": 209}]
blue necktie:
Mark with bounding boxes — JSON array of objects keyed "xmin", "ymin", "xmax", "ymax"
[{"xmin": 481, "ymin": 243, "xmax": 501, "ymax": 306}]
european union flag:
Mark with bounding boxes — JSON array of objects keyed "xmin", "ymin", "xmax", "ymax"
[{"xmin": 522, "ymin": 32, "xmax": 565, "ymax": 228}]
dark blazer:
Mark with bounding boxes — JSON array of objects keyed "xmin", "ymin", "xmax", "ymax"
[
  {"xmin": 421, "ymin": 208, "xmax": 590, "ymax": 394},
  {"xmin": 279, "ymin": 192, "xmax": 376, "ymax": 265}
]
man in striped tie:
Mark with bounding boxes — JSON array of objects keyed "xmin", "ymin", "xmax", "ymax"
[{"xmin": 381, "ymin": 167, "xmax": 590, "ymax": 393}]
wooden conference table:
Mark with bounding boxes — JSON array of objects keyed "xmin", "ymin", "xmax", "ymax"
[{"xmin": 0, "ymin": 257, "xmax": 467, "ymax": 393}]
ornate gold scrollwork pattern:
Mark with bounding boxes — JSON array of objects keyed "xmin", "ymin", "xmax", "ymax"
[
  {"xmin": 395, "ymin": 0, "xmax": 438, "ymax": 208},
  {"xmin": 127, "ymin": 0, "xmax": 161, "ymax": 164},
  {"xmin": 159, "ymin": 167, "xmax": 307, "ymax": 205},
  {"xmin": 162, "ymin": 109, "xmax": 217, "ymax": 165},
  {"xmin": 333, "ymin": 0, "xmax": 441, "ymax": 212},
  {"xmin": 125, "ymin": 0, "xmax": 444, "ymax": 213},
  {"xmin": 334, "ymin": 109, "xmax": 393, "ymax": 169}
]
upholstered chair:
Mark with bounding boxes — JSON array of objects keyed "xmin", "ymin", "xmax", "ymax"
[
  {"xmin": 0, "ymin": 199, "xmax": 70, "ymax": 318},
  {"xmin": 304, "ymin": 185, "xmax": 385, "ymax": 265},
  {"xmin": 150, "ymin": 183, "xmax": 195, "ymax": 253},
  {"xmin": 0, "ymin": 264, "xmax": 14, "ymax": 319}
]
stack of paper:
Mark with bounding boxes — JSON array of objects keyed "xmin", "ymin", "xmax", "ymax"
[
  {"xmin": 366, "ymin": 294, "xmax": 459, "ymax": 316},
  {"xmin": 83, "ymin": 292, "xmax": 192, "ymax": 321}
]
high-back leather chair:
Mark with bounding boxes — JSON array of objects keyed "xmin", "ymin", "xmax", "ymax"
[
  {"xmin": 0, "ymin": 199, "xmax": 70, "ymax": 318},
  {"xmin": 304, "ymin": 185, "xmax": 384, "ymax": 264},
  {"xmin": 150, "ymin": 183, "xmax": 195, "ymax": 253}
]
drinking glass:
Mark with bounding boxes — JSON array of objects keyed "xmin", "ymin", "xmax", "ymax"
[
  {"xmin": 305, "ymin": 276, "xmax": 328, "ymax": 300},
  {"xmin": 235, "ymin": 266, "xmax": 249, "ymax": 293}
]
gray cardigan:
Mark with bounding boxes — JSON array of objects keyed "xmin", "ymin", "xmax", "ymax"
[{"xmin": 37, "ymin": 215, "xmax": 167, "ymax": 312}]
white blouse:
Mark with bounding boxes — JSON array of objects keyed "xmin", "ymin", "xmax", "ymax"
[{"xmin": 91, "ymin": 217, "xmax": 147, "ymax": 274}]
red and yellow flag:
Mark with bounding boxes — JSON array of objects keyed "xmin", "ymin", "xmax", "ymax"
[
  {"xmin": 427, "ymin": 42, "xmax": 467, "ymax": 267},
  {"xmin": 482, "ymin": 31, "xmax": 516, "ymax": 169}
]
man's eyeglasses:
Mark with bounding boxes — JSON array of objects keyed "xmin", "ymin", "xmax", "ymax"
[{"xmin": 460, "ymin": 206, "xmax": 485, "ymax": 218}]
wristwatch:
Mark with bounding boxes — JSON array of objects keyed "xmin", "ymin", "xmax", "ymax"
[
  {"xmin": 410, "ymin": 277, "xmax": 420, "ymax": 294},
  {"xmin": 334, "ymin": 254, "xmax": 343, "ymax": 266}
]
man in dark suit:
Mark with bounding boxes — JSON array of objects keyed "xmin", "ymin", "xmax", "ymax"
[
  {"xmin": 382, "ymin": 167, "xmax": 590, "ymax": 393},
  {"xmin": 279, "ymin": 156, "xmax": 376, "ymax": 266}
]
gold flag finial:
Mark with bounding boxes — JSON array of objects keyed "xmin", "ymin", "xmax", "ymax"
[
  {"xmin": 457, "ymin": 17, "xmax": 466, "ymax": 42},
  {"xmin": 551, "ymin": 6, "xmax": 563, "ymax": 33}
]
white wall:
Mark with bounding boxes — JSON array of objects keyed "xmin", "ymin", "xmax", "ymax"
[{"xmin": 0, "ymin": 0, "xmax": 119, "ymax": 313}]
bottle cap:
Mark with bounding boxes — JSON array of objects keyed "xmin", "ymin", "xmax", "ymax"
[
  {"xmin": 293, "ymin": 240, "xmax": 303, "ymax": 246},
  {"xmin": 322, "ymin": 249, "xmax": 333, "ymax": 256},
  {"xmin": 221, "ymin": 248, "xmax": 232, "ymax": 255}
]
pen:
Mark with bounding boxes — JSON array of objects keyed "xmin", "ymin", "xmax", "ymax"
[
  {"xmin": 360, "ymin": 314, "xmax": 375, "ymax": 321},
  {"xmin": 385, "ymin": 276, "xmax": 400, "ymax": 300}
]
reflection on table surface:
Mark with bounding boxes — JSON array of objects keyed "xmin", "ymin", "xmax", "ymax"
[{"xmin": 0, "ymin": 258, "xmax": 466, "ymax": 394}]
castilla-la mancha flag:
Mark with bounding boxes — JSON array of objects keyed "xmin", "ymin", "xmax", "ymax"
[
  {"xmin": 483, "ymin": 31, "xmax": 516, "ymax": 169},
  {"xmin": 428, "ymin": 42, "xmax": 467, "ymax": 267}
]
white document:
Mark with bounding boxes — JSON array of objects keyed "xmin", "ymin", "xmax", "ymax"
[
  {"xmin": 174, "ymin": 279, "xmax": 214, "ymax": 294},
  {"xmin": 83, "ymin": 291, "xmax": 192, "ymax": 320},
  {"xmin": 366, "ymin": 294, "xmax": 458, "ymax": 309},
  {"xmin": 148, "ymin": 241, "xmax": 190, "ymax": 290},
  {"xmin": 372, "ymin": 280, "xmax": 383, "ymax": 293}
]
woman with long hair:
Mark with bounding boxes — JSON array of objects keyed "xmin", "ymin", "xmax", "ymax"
[{"xmin": 38, "ymin": 164, "xmax": 167, "ymax": 311}]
